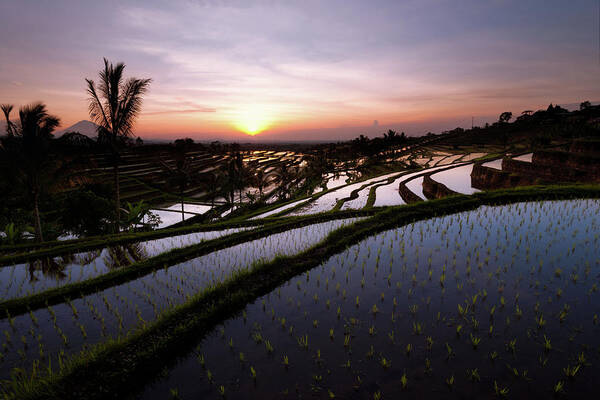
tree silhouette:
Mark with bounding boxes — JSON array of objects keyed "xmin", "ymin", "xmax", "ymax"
[
  {"xmin": 1, "ymin": 104, "xmax": 16, "ymax": 137},
  {"xmin": 273, "ymin": 163, "xmax": 293, "ymax": 200},
  {"xmin": 159, "ymin": 139, "xmax": 198, "ymax": 221},
  {"xmin": 498, "ymin": 112, "xmax": 512, "ymax": 123},
  {"xmin": 223, "ymin": 151, "xmax": 248, "ymax": 204},
  {"xmin": 86, "ymin": 58, "xmax": 151, "ymax": 232},
  {"xmin": 253, "ymin": 168, "xmax": 270, "ymax": 200},
  {"xmin": 384, "ymin": 129, "xmax": 397, "ymax": 143},
  {"xmin": 223, "ymin": 156, "xmax": 238, "ymax": 205},
  {"xmin": 0, "ymin": 103, "xmax": 60, "ymax": 242},
  {"xmin": 302, "ymin": 151, "xmax": 329, "ymax": 192}
]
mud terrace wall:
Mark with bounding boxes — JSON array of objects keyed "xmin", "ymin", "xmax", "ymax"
[
  {"xmin": 503, "ymin": 153, "xmax": 599, "ymax": 183},
  {"xmin": 398, "ymin": 181, "xmax": 423, "ymax": 203},
  {"xmin": 533, "ymin": 151, "xmax": 600, "ymax": 177},
  {"xmin": 470, "ymin": 163, "xmax": 538, "ymax": 190},
  {"xmin": 422, "ymin": 175, "xmax": 457, "ymax": 199},
  {"xmin": 570, "ymin": 139, "xmax": 600, "ymax": 154}
]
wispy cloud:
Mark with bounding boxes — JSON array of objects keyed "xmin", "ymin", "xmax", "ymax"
[
  {"xmin": 1, "ymin": 0, "xmax": 598, "ymax": 139},
  {"xmin": 143, "ymin": 107, "xmax": 216, "ymax": 115}
]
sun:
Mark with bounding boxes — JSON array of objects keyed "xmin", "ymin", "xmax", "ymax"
[{"xmin": 233, "ymin": 107, "xmax": 272, "ymax": 136}]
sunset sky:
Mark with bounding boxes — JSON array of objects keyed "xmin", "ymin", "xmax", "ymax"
[{"xmin": 1, "ymin": 0, "xmax": 599, "ymax": 141}]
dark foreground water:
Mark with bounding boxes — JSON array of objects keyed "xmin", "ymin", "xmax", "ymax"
[{"xmin": 138, "ymin": 200, "xmax": 600, "ymax": 399}]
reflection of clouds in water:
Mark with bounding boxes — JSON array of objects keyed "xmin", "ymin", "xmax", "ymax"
[
  {"xmin": 0, "ymin": 228, "xmax": 247, "ymax": 300},
  {"xmin": 430, "ymin": 163, "xmax": 480, "ymax": 195}
]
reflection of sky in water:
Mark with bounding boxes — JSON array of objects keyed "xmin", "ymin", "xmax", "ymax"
[
  {"xmin": 291, "ymin": 172, "xmax": 400, "ymax": 214},
  {"xmin": 405, "ymin": 176, "xmax": 425, "ymax": 199},
  {"xmin": 139, "ymin": 200, "xmax": 600, "ymax": 400},
  {"xmin": 0, "ymin": 228, "xmax": 246, "ymax": 300},
  {"xmin": 326, "ymin": 173, "xmax": 348, "ymax": 190},
  {"xmin": 513, "ymin": 153, "xmax": 533, "ymax": 162},
  {"xmin": 164, "ymin": 203, "xmax": 212, "ymax": 214},
  {"xmin": 250, "ymin": 199, "xmax": 309, "ymax": 219},
  {"xmin": 150, "ymin": 209, "xmax": 196, "ymax": 228},
  {"xmin": 373, "ymin": 165, "xmax": 455, "ymax": 207},
  {"xmin": 150, "ymin": 203, "xmax": 213, "ymax": 228},
  {"xmin": 431, "ymin": 163, "xmax": 480, "ymax": 194},
  {"xmin": 0, "ymin": 218, "xmax": 361, "ymax": 380},
  {"xmin": 482, "ymin": 158, "xmax": 502, "ymax": 170}
]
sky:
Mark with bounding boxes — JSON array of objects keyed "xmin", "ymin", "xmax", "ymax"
[{"xmin": 1, "ymin": 0, "xmax": 599, "ymax": 141}]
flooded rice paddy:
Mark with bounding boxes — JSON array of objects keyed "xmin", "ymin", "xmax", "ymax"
[
  {"xmin": 0, "ymin": 228, "xmax": 250, "ymax": 300},
  {"xmin": 140, "ymin": 200, "xmax": 600, "ymax": 399},
  {"xmin": 430, "ymin": 164, "xmax": 481, "ymax": 195},
  {"xmin": 0, "ymin": 219, "xmax": 361, "ymax": 380}
]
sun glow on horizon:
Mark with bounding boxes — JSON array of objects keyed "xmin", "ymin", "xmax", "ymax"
[{"xmin": 233, "ymin": 106, "xmax": 273, "ymax": 136}]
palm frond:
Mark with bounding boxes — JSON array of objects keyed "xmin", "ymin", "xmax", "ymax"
[
  {"xmin": 115, "ymin": 77, "xmax": 152, "ymax": 136},
  {"xmin": 86, "ymin": 59, "xmax": 150, "ymax": 141},
  {"xmin": 86, "ymin": 78, "xmax": 111, "ymax": 131},
  {"xmin": 1, "ymin": 104, "xmax": 15, "ymax": 136}
]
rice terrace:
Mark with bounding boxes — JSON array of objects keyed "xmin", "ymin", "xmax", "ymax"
[{"xmin": 1, "ymin": 1, "xmax": 599, "ymax": 399}]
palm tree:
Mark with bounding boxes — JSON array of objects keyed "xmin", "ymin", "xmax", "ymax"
[
  {"xmin": 159, "ymin": 140, "xmax": 196, "ymax": 222},
  {"xmin": 223, "ymin": 151, "xmax": 247, "ymax": 205},
  {"xmin": 273, "ymin": 163, "xmax": 292, "ymax": 200},
  {"xmin": 253, "ymin": 168, "xmax": 269, "ymax": 200},
  {"xmin": 86, "ymin": 58, "xmax": 151, "ymax": 232},
  {"xmin": 0, "ymin": 103, "xmax": 60, "ymax": 242},
  {"xmin": 1, "ymin": 104, "xmax": 16, "ymax": 137},
  {"xmin": 233, "ymin": 151, "xmax": 246, "ymax": 204},
  {"xmin": 202, "ymin": 170, "xmax": 222, "ymax": 209}
]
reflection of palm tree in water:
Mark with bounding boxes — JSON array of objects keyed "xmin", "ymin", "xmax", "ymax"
[
  {"xmin": 76, "ymin": 249, "xmax": 103, "ymax": 266},
  {"xmin": 27, "ymin": 243, "xmax": 147, "ymax": 282},
  {"xmin": 28, "ymin": 255, "xmax": 72, "ymax": 281},
  {"xmin": 103, "ymin": 243, "xmax": 146, "ymax": 270}
]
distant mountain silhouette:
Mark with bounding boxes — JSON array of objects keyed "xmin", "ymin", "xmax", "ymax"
[{"xmin": 56, "ymin": 120, "xmax": 99, "ymax": 138}]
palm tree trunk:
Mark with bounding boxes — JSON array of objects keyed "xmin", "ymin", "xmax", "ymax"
[
  {"xmin": 33, "ymin": 190, "xmax": 44, "ymax": 243},
  {"xmin": 114, "ymin": 163, "xmax": 120, "ymax": 233},
  {"xmin": 181, "ymin": 194, "xmax": 185, "ymax": 222}
]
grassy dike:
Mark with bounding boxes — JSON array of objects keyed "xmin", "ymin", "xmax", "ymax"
[
  {"xmin": 362, "ymin": 162, "xmax": 471, "ymax": 209},
  {"xmin": 0, "ymin": 219, "xmax": 263, "ymax": 263},
  {"xmin": 0, "ymin": 209, "xmax": 376, "ymax": 317},
  {"xmin": 4, "ymin": 185, "xmax": 600, "ymax": 400},
  {"xmin": 0, "ymin": 208, "xmax": 378, "ymax": 266},
  {"xmin": 262, "ymin": 166, "xmax": 414, "ymax": 218}
]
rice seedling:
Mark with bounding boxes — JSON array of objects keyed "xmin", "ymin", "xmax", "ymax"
[
  {"xmin": 400, "ymin": 372, "xmax": 408, "ymax": 389},
  {"xmin": 553, "ymin": 381, "xmax": 565, "ymax": 394},
  {"xmin": 265, "ymin": 340, "xmax": 274, "ymax": 354},
  {"xmin": 446, "ymin": 374, "xmax": 455, "ymax": 390},
  {"xmin": 536, "ymin": 314, "xmax": 546, "ymax": 329},
  {"xmin": 563, "ymin": 364, "xmax": 580, "ymax": 379},
  {"xmin": 380, "ymin": 357, "xmax": 391, "ymax": 369},
  {"xmin": 467, "ymin": 368, "xmax": 480, "ymax": 382},
  {"xmin": 445, "ymin": 343, "xmax": 455, "ymax": 359},
  {"xmin": 426, "ymin": 336, "xmax": 434, "ymax": 350},
  {"xmin": 169, "ymin": 388, "xmax": 180, "ymax": 399},
  {"xmin": 543, "ymin": 335, "xmax": 552, "ymax": 352},
  {"xmin": 494, "ymin": 381, "xmax": 509, "ymax": 397},
  {"xmin": 470, "ymin": 334, "xmax": 481, "ymax": 349}
]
